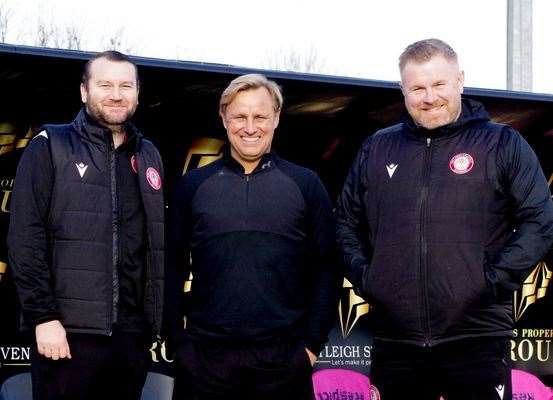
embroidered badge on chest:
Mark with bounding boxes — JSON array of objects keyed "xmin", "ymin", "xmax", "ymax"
[
  {"xmin": 146, "ymin": 167, "xmax": 162, "ymax": 190},
  {"xmin": 449, "ymin": 153, "xmax": 474, "ymax": 174}
]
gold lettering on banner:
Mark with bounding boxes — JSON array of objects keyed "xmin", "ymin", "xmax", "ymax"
[
  {"xmin": 1, "ymin": 189, "xmax": 11, "ymax": 213},
  {"xmin": 0, "ymin": 124, "xmax": 32, "ymax": 156},
  {"xmin": 511, "ymin": 338, "xmax": 552, "ymax": 362},
  {"xmin": 0, "ymin": 261, "xmax": 6, "ymax": 283},
  {"xmin": 182, "ymin": 137, "xmax": 225, "ymax": 174},
  {"xmin": 149, "ymin": 340, "xmax": 173, "ymax": 363},
  {"xmin": 339, "ymin": 278, "xmax": 371, "ymax": 338},
  {"xmin": 514, "ymin": 262, "xmax": 551, "ymax": 321}
]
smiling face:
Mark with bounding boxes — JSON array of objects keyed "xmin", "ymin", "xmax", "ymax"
[
  {"xmin": 80, "ymin": 57, "xmax": 139, "ymax": 130},
  {"xmin": 400, "ymin": 55, "xmax": 464, "ymax": 130},
  {"xmin": 221, "ymin": 87, "xmax": 280, "ymax": 173}
]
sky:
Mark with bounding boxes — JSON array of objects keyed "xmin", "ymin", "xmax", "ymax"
[{"xmin": 2, "ymin": 0, "xmax": 552, "ymax": 94}]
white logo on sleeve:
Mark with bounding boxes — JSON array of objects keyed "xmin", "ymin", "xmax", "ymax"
[
  {"xmin": 75, "ymin": 162, "xmax": 88, "ymax": 178},
  {"xmin": 33, "ymin": 130, "xmax": 48, "ymax": 140},
  {"xmin": 386, "ymin": 163, "xmax": 398, "ymax": 178},
  {"xmin": 495, "ymin": 384, "xmax": 504, "ymax": 399}
]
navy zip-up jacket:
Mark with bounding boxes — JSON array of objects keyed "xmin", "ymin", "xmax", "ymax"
[
  {"xmin": 167, "ymin": 151, "xmax": 339, "ymax": 354},
  {"xmin": 336, "ymin": 99, "xmax": 553, "ymax": 346}
]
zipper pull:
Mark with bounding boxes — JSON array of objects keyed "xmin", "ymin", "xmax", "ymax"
[{"xmin": 426, "ymin": 137, "xmax": 431, "ymax": 148}]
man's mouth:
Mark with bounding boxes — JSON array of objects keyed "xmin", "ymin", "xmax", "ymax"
[
  {"xmin": 241, "ymin": 136, "xmax": 261, "ymax": 142},
  {"xmin": 423, "ymin": 104, "xmax": 445, "ymax": 112}
]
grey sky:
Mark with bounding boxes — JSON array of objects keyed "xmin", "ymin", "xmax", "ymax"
[{"xmin": 2, "ymin": 0, "xmax": 551, "ymax": 94}]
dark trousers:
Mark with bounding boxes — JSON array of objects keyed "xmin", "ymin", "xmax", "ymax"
[
  {"xmin": 172, "ymin": 337, "xmax": 315, "ymax": 400},
  {"xmin": 370, "ymin": 337, "xmax": 511, "ymax": 400},
  {"xmin": 31, "ymin": 330, "xmax": 150, "ymax": 400}
]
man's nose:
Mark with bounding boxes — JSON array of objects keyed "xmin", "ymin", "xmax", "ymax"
[
  {"xmin": 244, "ymin": 118, "xmax": 256, "ymax": 134},
  {"xmin": 110, "ymin": 87, "xmax": 123, "ymax": 100},
  {"xmin": 424, "ymin": 89, "xmax": 437, "ymax": 104}
]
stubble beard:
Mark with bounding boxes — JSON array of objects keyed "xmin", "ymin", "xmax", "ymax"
[{"xmin": 86, "ymin": 103, "xmax": 136, "ymax": 129}]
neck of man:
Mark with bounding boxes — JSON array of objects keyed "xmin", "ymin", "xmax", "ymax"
[
  {"xmin": 111, "ymin": 126, "xmax": 127, "ymax": 149},
  {"xmin": 241, "ymin": 159, "xmax": 259, "ymax": 175}
]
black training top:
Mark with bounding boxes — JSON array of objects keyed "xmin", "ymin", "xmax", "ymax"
[{"xmin": 167, "ymin": 151, "xmax": 339, "ymax": 354}]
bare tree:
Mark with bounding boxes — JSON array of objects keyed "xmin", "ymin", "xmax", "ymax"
[
  {"xmin": 63, "ymin": 24, "xmax": 83, "ymax": 50},
  {"xmin": 35, "ymin": 19, "xmax": 56, "ymax": 47},
  {"xmin": 264, "ymin": 45, "xmax": 328, "ymax": 74},
  {"xmin": 0, "ymin": 3, "xmax": 11, "ymax": 42},
  {"xmin": 103, "ymin": 27, "xmax": 134, "ymax": 54}
]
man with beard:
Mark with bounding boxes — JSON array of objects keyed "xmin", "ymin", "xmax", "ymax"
[
  {"xmin": 8, "ymin": 51, "xmax": 164, "ymax": 400},
  {"xmin": 336, "ymin": 39, "xmax": 553, "ymax": 399}
]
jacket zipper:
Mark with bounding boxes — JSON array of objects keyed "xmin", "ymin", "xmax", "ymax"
[
  {"xmin": 109, "ymin": 138, "xmax": 119, "ymax": 335},
  {"xmin": 420, "ymin": 137, "xmax": 432, "ymax": 346},
  {"xmin": 245, "ymin": 174, "xmax": 250, "ymax": 206}
]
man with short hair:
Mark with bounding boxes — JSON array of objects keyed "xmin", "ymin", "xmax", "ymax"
[
  {"xmin": 336, "ymin": 38, "xmax": 553, "ymax": 399},
  {"xmin": 8, "ymin": 51, "xmax": 164, "ymax": 400},
  {"xmin": 168, "ymin": 73, "xmax": 338, "ymax": 400}
]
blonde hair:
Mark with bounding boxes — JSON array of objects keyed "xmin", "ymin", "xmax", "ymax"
[
  {"xmin": 399, "ymin": 38, "xmax": 458, "ymax": 71},
  {"xmin": 219, "ymin": 74, "xmax": 283, "ymax": 115}
]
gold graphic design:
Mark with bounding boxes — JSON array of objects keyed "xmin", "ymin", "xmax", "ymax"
[
  {"xmin": 182, "ymin": 137, "xmax": 225, "ymax": 174},
  {"xmin": 514, "ymin": 262, "xmax": 551, "ymax": 321},
  {"xmin": 339, "ymin": 278, "xmax": 371, "ymax": 338},
  {"xmin": 0, "ymin": 124, "xmax": 32, "ymax": 156},
  {"xmin": 0, "ymin": 261, "xmax": 6, "ymax": 282},
  {"xmin": 184, "ymin": 271, "xmax": 193, "ymax": 293}
]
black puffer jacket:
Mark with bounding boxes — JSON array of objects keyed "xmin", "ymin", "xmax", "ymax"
[
  {"xmin": 8, "ymin": 109, "xmax": 164, "ymax": 337},
  {"xmin": 336, "ymin": 99, "xmax": 553, "ymax": 346}
]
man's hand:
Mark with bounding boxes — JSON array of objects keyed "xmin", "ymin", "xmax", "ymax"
[
  {"xmin": 305, "ymin": 348, "xmax": 317, "ymax": 366},
  {"xmin": 35, "ymin": 320, "xmax": 71, "ymax": 360}
]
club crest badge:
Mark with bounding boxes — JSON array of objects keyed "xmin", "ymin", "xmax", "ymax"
[
  {"xmin": 146, "ymin": 167, "xmax": 162, "ymax": 190},
  {"xmin": 130, "ymin": 155, "xmax": 138, "ymax": 174},
  {"xmin": 449, "ymin": 153, "xmax": 474, "ymax": 174}
]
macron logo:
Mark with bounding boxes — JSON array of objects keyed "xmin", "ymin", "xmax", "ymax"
[
  {"xmin": 386, "ymin": 163, "xmax": 398, "ymax": 178},
  {"xmin": 75, "ymin": 162, "xmax": 88, "ymax": 178},
  {"xmin": 495, "ymin": 384, "xmax": 505, "ymax": 399}
]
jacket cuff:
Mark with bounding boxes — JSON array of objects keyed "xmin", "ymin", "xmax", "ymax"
[{"xmin": 30, "ymin": 313, "xmax": 61, "ymax": 328}]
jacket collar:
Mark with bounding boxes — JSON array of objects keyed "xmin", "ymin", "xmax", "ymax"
[
  {"xmin": 72, "ymin": 108, "xmax": 141, "ymax": 152},
  {"xmin": 223, "ymin": 146, "xmax": 278, "ymax": 174},
  {"xmin": 403, "ymin": 98, "xmax": 490, "ymax": 140}
]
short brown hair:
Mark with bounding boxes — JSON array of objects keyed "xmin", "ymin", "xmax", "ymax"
[
  {"xmin": 81, "ymin": 50, "xmax": 140, "ymax": 88},
  {"xmin": 399, "ymin": 38, "xmax": 458, "ymax": 71},
  {"xmin": 219, "ymin": 74, "xmax": 283, "ymax": 115}
]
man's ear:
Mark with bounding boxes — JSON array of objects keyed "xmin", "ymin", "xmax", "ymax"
[
  {"xmin": 273, "ymin": 111, "xmax": 280, "ymax": 130},
  {"xmin": 220, "ymin": 112, "xmax": 228, "ymax": 130},
  {"xmin": 80, "ymin": 83, "xmax": 88, "ymax": 104},
  {"xmin": 458, "ymin": 70, "xmax": 465, "ymax": 94}
]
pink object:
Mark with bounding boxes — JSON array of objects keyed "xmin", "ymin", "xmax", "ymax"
[
  {"xmin": 312, "ymin": 369, "xmax": 380, "ymax": 400},
  {"xmin": 512, "ymin": 369, "xmax": 553, "ymax": 400}
]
